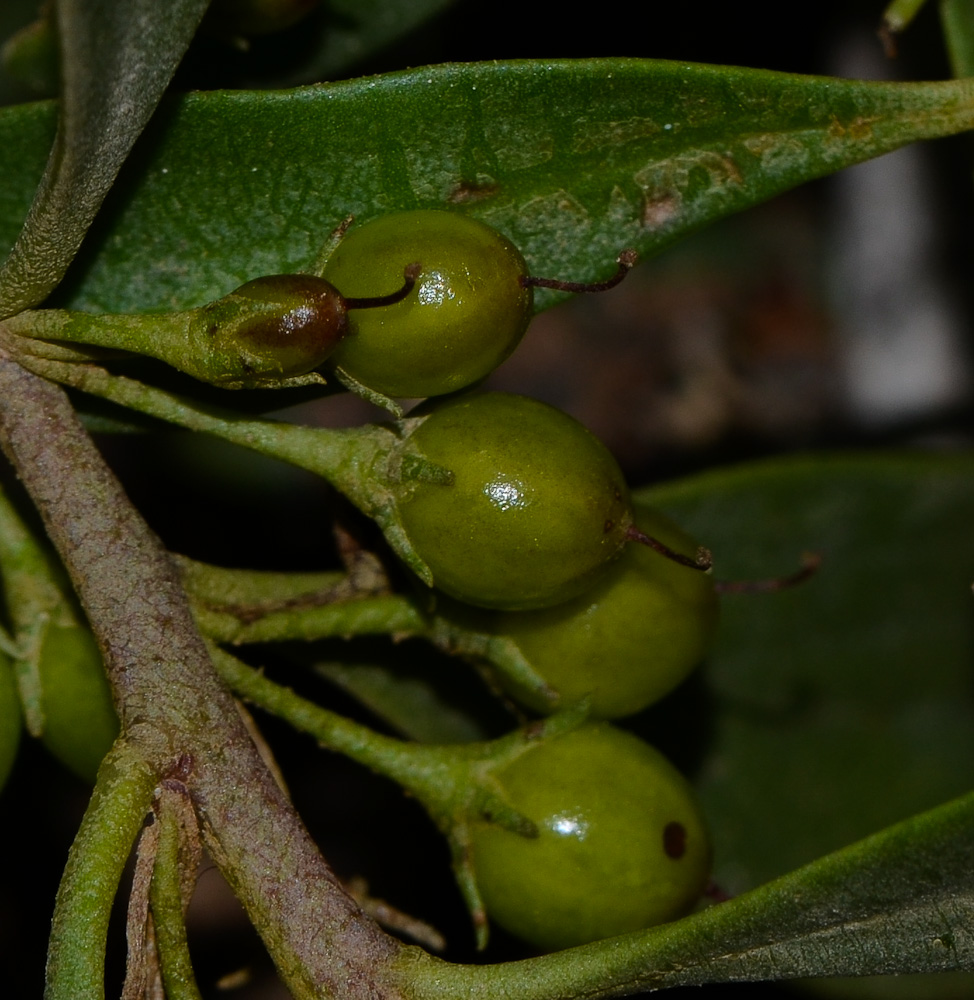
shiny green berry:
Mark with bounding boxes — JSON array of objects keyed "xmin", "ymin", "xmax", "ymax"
[
  {"xmin": 0, "ymin": 649, "xmax": 21, "ymax": 793},
  {"xmin": 470, "ymin": 723, "xmax": 711, "ymax": 950},
  {"xmin": 322, "ymin": 211, "xmax": 532, "ymax": 398},
  {"xmin": 493, "ymin": 505, "xmax": 718, "ymax": 718},
  {"xmin": 396, "ymin": 392, "xmax": 633, "ymax": 610},
  {"xmin": 37, "ymin": 623, "xmax": 118, "ymax": 782}
]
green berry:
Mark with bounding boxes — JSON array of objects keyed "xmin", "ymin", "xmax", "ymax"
[
  {"xmin": 493, "ymin": 505, "xmax": 718, "ymax": 717},
  {"xmin": 322, "ymin": 211, "xmax": 532, "ymax": 398},
  {"xmin": 396, "ymin": 392, "xmax": 632, "ymax": 610},
  {"xmin": 37, "ymin": 624, "xmax": 118, "ymax": 782},
  {"xmin": 470, "ymin": 723, "xmax": 711, "ymax": 950},
  {"xmin": 0, "ymin": 649, "xmax": 21, "ymax": 793}
]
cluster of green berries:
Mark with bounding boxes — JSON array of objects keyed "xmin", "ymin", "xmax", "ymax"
[
  {"xmin": 12, "ymin": 210, "xmax": 721, "ymax": 953},
  {"xmin": 316, "ymin": 213, "xmax": 716, "ymax": 949},
  {"xmin": 389, "ymin": 387, "xmax": 714, "ymax": 949}
]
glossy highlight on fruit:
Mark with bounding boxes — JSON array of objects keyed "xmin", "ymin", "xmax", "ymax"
[
  {"xmin": 322, "ymin": 211, "xmax": 532, "ymax": 398},
  {"xmin": 190, "ymin": 272, "xmax": 350, "ymax": 387},
  {"xmin": 494, "ymin": 505, "xmax": 719, "ymax": 717},
  {"xmin": 397, "ymin": 392, "xmax": 632, "ymax": 610},
  {"xmin": 470, "ymin": 723, "xmax": 710, "ymax": 950},
  {"xmin": 38, "ymin": 624, "xmax": 118, "ymax": 782}
]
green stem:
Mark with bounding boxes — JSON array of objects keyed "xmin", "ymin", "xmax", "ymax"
[
  {"xmin": 182, "ymin": 558, "xmax": 557, "ymax": 710},
  {"xmin": 179, "ymin": 557, "xmax": 426, "ymax": 644},
  {"xmin": 212, "ymin": 644, "xmax": 459, "ymax": 798},
  {"xmin": 940, "ymin": 0, "xmax": 974, "ymax": 76},
  {"xmin": 187, "ymin": 565, "xmax": 555, "ymax": 709},
  {"xmin": 882, "ymin": 0, "xmax": 930, "ymax": 33},
  {"xmin": 198, "ymin": 591, "xmax": 425, "ymax": 644},
  {"xmin": 6, "ymin": 308, "xmax": 189, "ymax": 358},
  {"xmin": 211, "ymin": 645, "xmax": 567, "ymax": 835},
  {"xmin": 45, "ymin": 742, "xmax": 155, "ymax": 1000},
  {"xmin": 177, "ymin": 558, "xmax": 348, "ymax": 607},
  {"xmin": 151, "ymin": 802, "xmax": 203, "ymax": 1000},
  {"xmin": 8, "ymin": 350, "xmax": 435, "ymax": 581},
  {"xmin": 12, "ymin": 352, "xmax": 395, "ymax": 517},
  {"xmin": 213, "ymin": 645, "xmax": 581, "ymax": 948},
  {"xmin": 0, "ymin": 357, "xmax": 405, "ymax": 1000}
]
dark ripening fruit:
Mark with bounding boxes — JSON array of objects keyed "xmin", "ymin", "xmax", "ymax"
[
  {"xmin": 470, "ymin": 723, "xmax": 711, "ymax": 950},
  {"xmin": 493, "ymin": 505, "xmax": 719, "ymax": 718},
  {"xmin": 0, "ymin": 649, "xmax": 21, "ymax": 793},
  {"xmin": 37, "ymin": 624, "xmax": 119, "ymax": 782},
  {"xmin": 396, "ymin": 392, "xmax": 632, "ymax": 610},
  {"xmin": 322, "ymin": 211, "xmax": 532, "ymax": 398},
  {"xmin": 191, "ymin": 273, "xmax": 349, "ymax": 387}
]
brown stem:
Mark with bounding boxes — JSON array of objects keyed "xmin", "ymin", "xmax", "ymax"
[
  {"xmin": 0, "ymin": 354, "xmax": 406, "ymax": 999},
  {"xmin": 521, "ymin": 249, "xmax": 638, "ymax": 293},
  {"xmin": 626, "ymin": 523, "xmax": 713, "ymax": 572},
  {"xmin": 344, "ymin": 262, "xmax": 423, "ymax": 310}
]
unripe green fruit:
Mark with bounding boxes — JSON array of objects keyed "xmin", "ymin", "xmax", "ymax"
[
  {"xmin": 322, "ymin": 211, "xmax": 532, "ymax": 398},
  {"xmin": 0, "ymin": 649, "xmax": 21, "ymax": 793},
  {"xmin": 397, "ymin": 392, "xmax": 632, "ymax": 610},
  {"xmin": 37, "ymin": 624, "xmax": 118, "ymax": 782},
  {"xmin": 494, "ymin": 506, "xmax": 718, "ymax": 717},
  {"xmin": 471, "ymin": 723, "xmax": 710, "ymax": 950}
]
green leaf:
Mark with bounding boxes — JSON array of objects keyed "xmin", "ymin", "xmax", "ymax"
[
  {"xmin": 404, "ymin": 792, "xmax": 974, "ymax": 995},
  {"xmin": 639, "ymin": 454, "xmax": 974, "ymax": 896},
  {"xmin": 673, "ymin": 790, "xmax": 974, "ymax": 982},
  {"xmin": 3, "ymin": 60, "xmax": 974, "ymax": 313},
  {"xmin": 0, "ymin": 0, "xmax": 211, "ymax": 316}
]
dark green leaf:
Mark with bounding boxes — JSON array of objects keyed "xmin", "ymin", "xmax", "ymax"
[
  {"xmin": 640, "ymin": 454, "xmax": 974, "ymax": 895},
  {"xmin": 3, "ymin": 61, "xmax": 974, "ymax": 313},
  {"xmin": 408, "ymin": 792, "xmax": 974, "ymax": 995},
  {"xmin": 0, "ymin": 0, "xmax": 211, "ymax": 316}
]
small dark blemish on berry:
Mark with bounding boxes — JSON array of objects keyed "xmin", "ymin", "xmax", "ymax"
[{"xmin": 663, "ymin": 821, "xmax": 687, "ymax": 859}]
